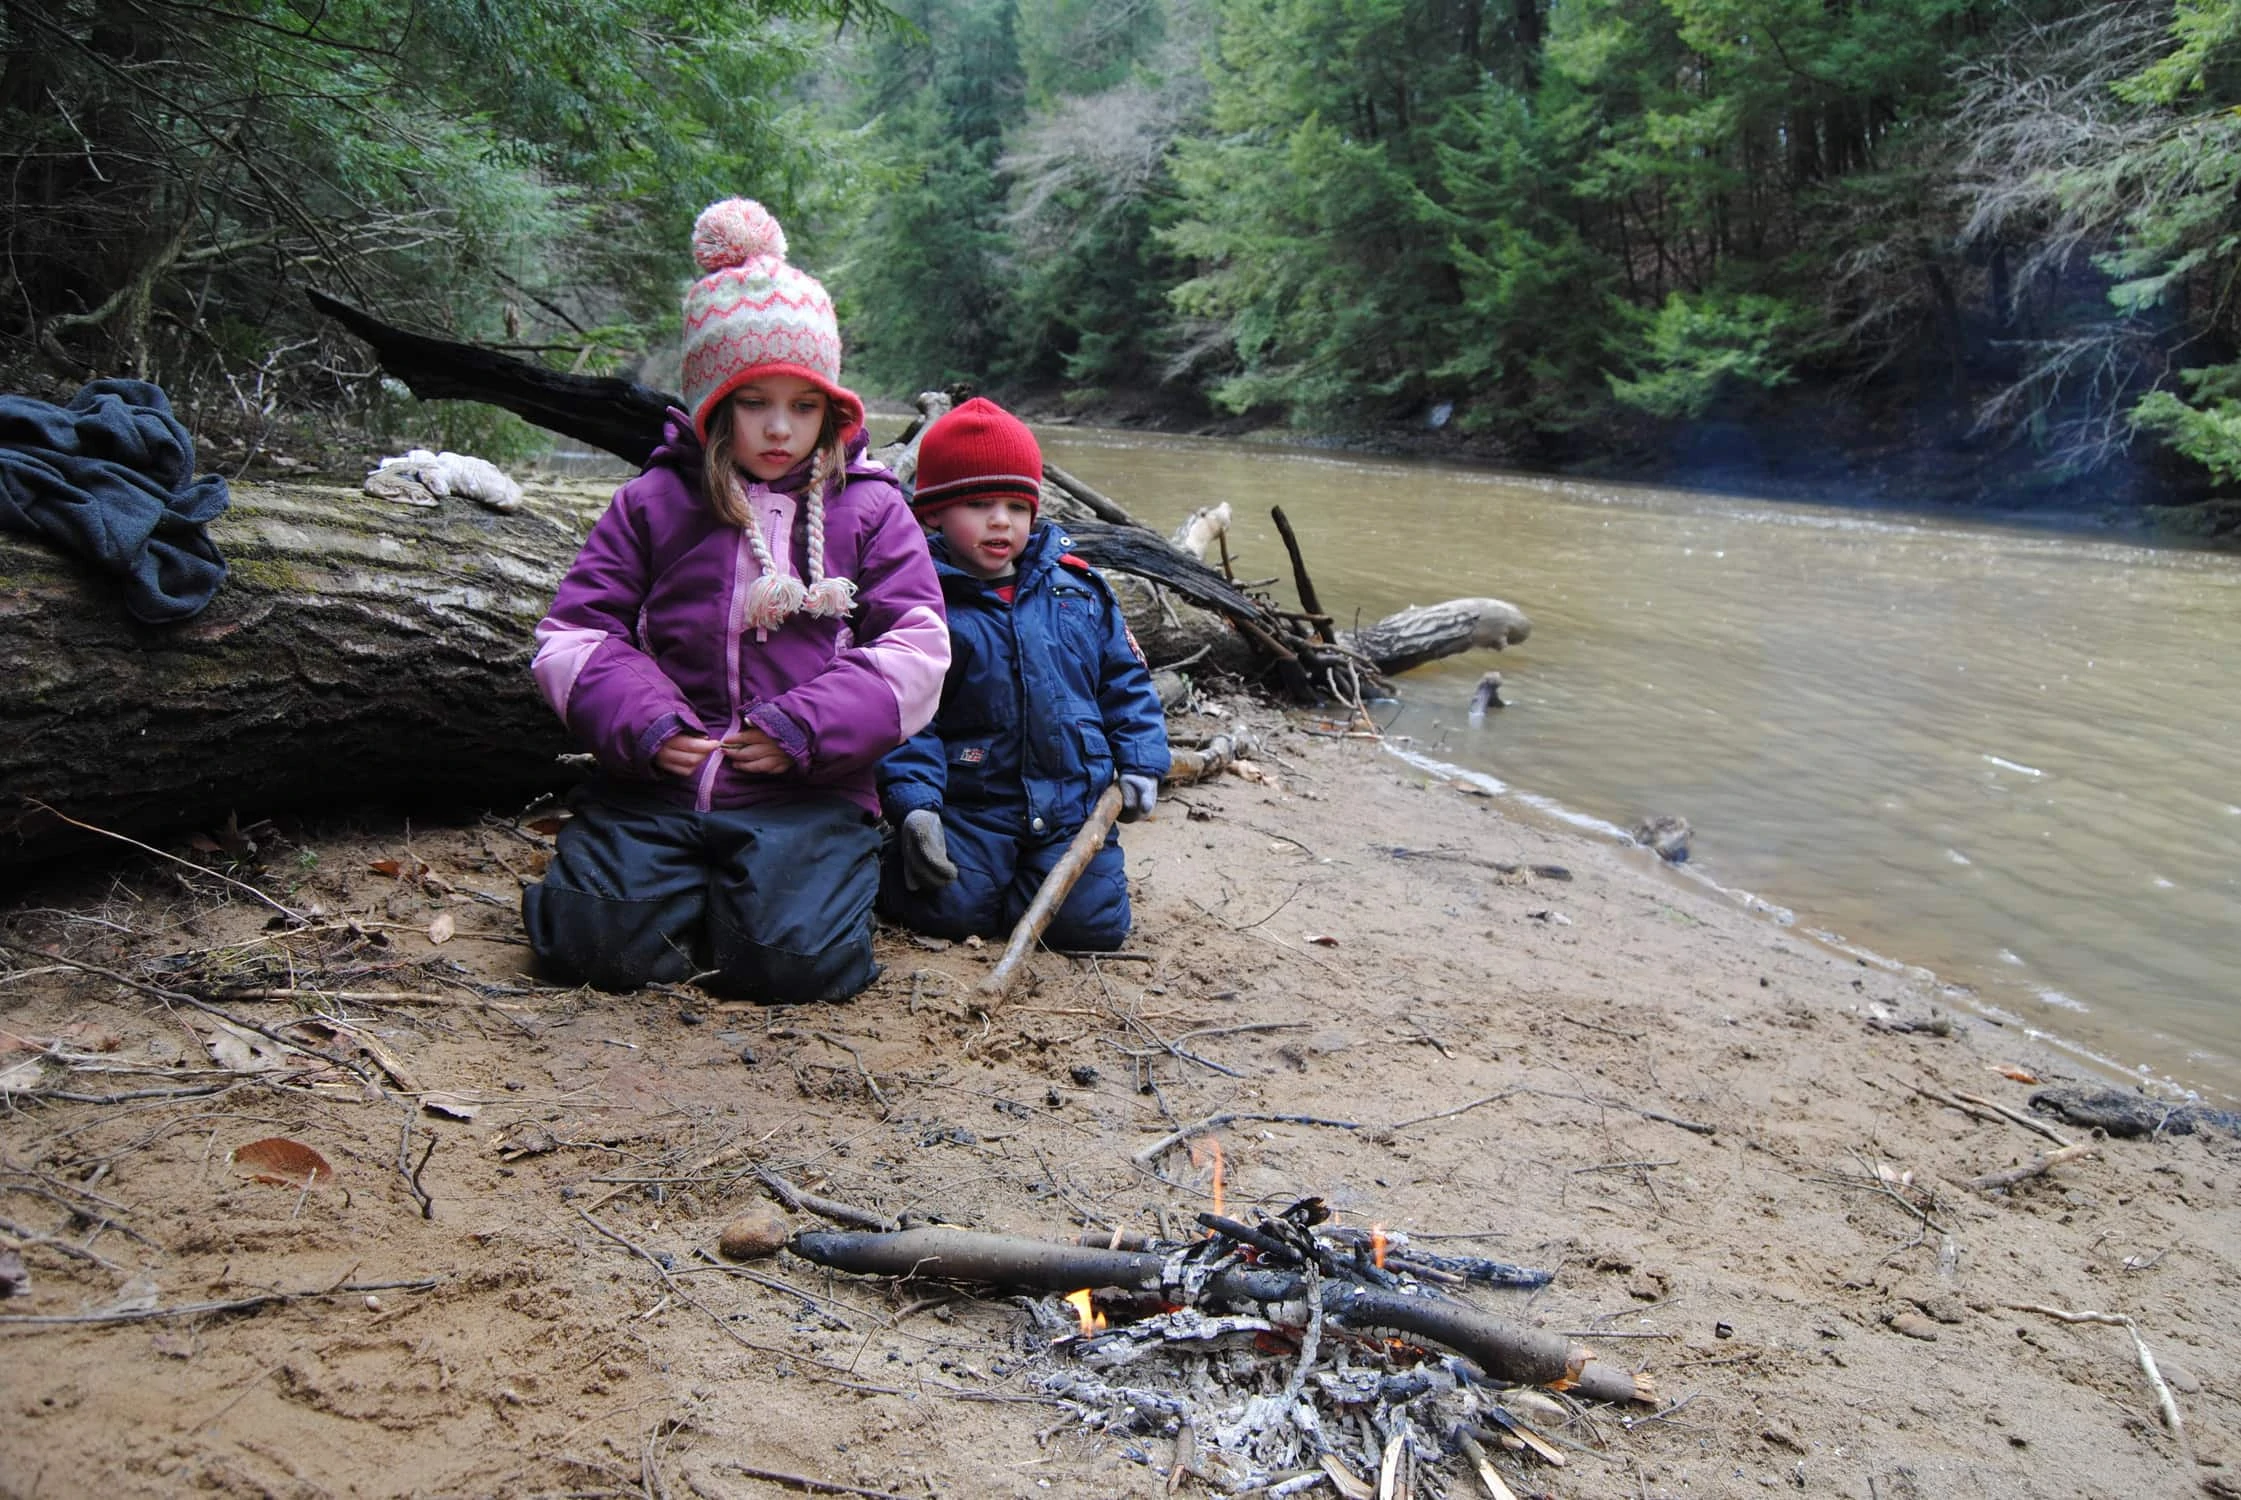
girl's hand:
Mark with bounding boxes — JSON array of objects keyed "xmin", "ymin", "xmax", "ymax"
[
  {"xmin": 654, "ymin": 733, "xmax": 723, "ymax": 778},
  {"xmin": 721, "ymin": 726, "xmax": 792, "ymax": 775}
]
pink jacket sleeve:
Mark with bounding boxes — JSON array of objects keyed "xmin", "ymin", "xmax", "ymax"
[{"xmin": 530, "ymin": 487, "xmax": 700, "ymax": 776}]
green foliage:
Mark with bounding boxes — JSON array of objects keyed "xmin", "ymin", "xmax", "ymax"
[
  {"xmin": 1163, "ymin": 0, "xmax": 1516, "ymax": 424},
  {"xmin": 2117, "ymin": 0, "xmax": 2241, "ymax": 104},
  {"xmin": 2134, "ymin": 368, "xmax": 2241, "ymax": 484},
  {"xmin": 1433, "ymin": 80, "xmax": 1617, "ymax": 433},
  {"xmin": 0, "ymin": 0, "xmax": 887, "ymax": 423},
  {"xmin": 1607, "ymin": 292, "xmax": 1806, "ymax": 419}
]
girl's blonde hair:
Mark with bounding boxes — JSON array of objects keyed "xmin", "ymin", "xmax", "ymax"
[{"xmin": 700, "ymin": 396, "xmax": 856, "ymax": 629}]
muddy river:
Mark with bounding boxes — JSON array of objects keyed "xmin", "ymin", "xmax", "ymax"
[{"xmin": 1039, "ymin": 426, "xmax": 2241, "ymax": 1101}]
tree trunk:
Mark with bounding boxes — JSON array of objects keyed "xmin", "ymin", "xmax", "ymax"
[{"xmin": 0, "ymin": 479, "xmax": 597, "ymax": 874}]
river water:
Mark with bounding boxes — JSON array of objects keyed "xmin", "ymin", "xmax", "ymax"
[{"xmin": 1036, "ymin": 425, "xmax": 2241, "ymax": 1101}]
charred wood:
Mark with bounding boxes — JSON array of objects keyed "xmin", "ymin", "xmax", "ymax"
[{"xmin": 788, "ymin": 1225, "xmax": 1652, "ymax": 1404}]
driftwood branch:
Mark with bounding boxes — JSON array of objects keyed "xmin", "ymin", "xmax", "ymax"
[
  {"xmin": 978, "ymin": 784, "xmax": 1125, "ymax": 1002},
  {"xmin": 1270, "ymin": 505, "xmax": 1332, "ymax": 644},
  {"xmin": 1967, "ymin": 1141, "xmax": 2095, "ymax": 1193},
  {"xmin": 1043, "ymin": 461, "xmax": 1150, "ymax": 529},
  {"xmin": 308, "ymin": 290, "xmax": 676, "ymax": 467}
]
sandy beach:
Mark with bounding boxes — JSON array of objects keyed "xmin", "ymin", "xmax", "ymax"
[{"xmin": 1, "ymin": 704, "xmax": 2234, "ymax": 1498}]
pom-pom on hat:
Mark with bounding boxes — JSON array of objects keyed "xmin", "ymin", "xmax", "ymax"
[
  {"xmin": 682, "ymin": 198, "xmax": 865, "ymax": 445},
  {"xmin": 911, "ymin": 398, "xmax": 1044, "ymax": 520}
]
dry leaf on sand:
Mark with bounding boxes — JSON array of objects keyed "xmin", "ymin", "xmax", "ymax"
[{"xmin": 230, "ymin": 1137, "xmax": 336, "ymax": 1190}]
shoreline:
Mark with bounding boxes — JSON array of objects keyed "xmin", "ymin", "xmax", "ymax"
[
  {"xmin": 1383, "ymin": 734, "xmax": 2237, "ymax": 1112},
  {"xmin": 1, "ymin": 712, "xmax": 2234, "ymax": 1495}
]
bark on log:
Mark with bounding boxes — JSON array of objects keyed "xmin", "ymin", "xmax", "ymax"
[{"xmin": 0, "ymin": 480, "xmax": 597, "ymax": 873}]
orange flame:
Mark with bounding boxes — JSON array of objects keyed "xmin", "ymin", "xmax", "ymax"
[
  {"xmin": 1370, "ymin": 1224, "xmax": 1388, "ymax": 1270},
  {"xmin": 1063, "ymin": 1288, "xmax": 1106, "ymax": 1337},
  {"xmin": 1190, "ymin": 1136, "xmax": 1227, "ymax": 1222}
]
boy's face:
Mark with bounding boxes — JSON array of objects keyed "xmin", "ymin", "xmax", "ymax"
[
  {"xmin": 727, "ymin": 375, "xmax": 827, "ymax": 483},
  {"xmin": 933, "ymin": 496, "xmax": 1036, "ymax": 580}
]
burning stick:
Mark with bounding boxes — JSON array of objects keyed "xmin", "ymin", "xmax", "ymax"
[
  {"xmin": 788, "ymin": 1225, "xmax": 1654, "ymax": 1405},
  {"xmin": 978, "ymin": 783, "xmax": 1126, "ymax": 1002}
]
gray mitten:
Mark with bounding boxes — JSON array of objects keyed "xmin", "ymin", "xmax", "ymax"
[
  {"xmin": 900, "ymin": 808, "xmax": 959, "ymax": 891},
  {"xmin": 1118, "ymin": 773, "xmax": 1159, "ymax": 823}
]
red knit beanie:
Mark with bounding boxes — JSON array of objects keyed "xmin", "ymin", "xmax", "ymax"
[{"xmin": 911, "ymin": 398, "xmax": 1042, "ymax": 520}]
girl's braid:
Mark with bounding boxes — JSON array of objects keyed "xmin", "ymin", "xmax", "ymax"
[{"xmin": 800, "ymin": 441, "xmax": 857, "ymax": 619}]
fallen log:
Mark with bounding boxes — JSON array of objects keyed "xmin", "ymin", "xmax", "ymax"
[
  {"xmin": 0, "ymin": 479, "xmax": 593, "ymax": 873},
  {"xmin": 0, "ymin": 471, "xmax": 1511, "ymax": 872}
]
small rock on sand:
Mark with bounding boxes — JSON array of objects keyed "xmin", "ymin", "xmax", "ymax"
[
  {"xmin": 718, "ymin": 1205, "xmax": 791, "ymax": 1261},
  {"xmin": 1887, "ymin": 1311, "xmax": 1942, "ymax": 1341}
]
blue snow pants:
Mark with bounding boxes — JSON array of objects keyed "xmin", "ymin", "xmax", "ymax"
[
  {"xmin": 878, "ymin": 800, "xmax": 1131, "ymax": 952},
  {"xmin": 524, "ymin": 781, "xmax": 880, "ymax": 1003}
]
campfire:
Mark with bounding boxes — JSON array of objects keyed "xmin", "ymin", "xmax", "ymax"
[{"xmin": 791, "ymin": 1193, "xmax": 1655, "ymax": 1497}]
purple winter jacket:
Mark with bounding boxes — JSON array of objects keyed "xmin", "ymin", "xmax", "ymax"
[{"xmin": 531, "ymin": 412, "xmax": 950, "ymax": 815}]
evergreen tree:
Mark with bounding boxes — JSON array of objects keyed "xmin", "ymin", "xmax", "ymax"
[
  {"xmin": 836, "ymin": 0, "xmax": 1027, "ymax": 392},
  {"xmin": 0, "ymin": 0, "xmax": 888, "ymax": 410}
]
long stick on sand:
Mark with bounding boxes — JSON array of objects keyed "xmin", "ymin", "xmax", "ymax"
[{"xmin": 978, "ymin": 783, "xmax": 1126, "ymax": 1001}]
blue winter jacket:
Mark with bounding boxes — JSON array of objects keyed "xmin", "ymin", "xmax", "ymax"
[{"xmin": 879, "ymin": 523, "xmax": 1169, "ymax": 836}]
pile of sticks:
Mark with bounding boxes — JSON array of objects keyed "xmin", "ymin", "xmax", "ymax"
[{"xmin": 790, "ymin": 1200, "xmax": 1654, "ymax": 1496}]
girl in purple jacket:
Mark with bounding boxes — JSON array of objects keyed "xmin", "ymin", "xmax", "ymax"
[{"xmin": 523, "ymin": 199, "xmax": 949, "ymax": 1002}]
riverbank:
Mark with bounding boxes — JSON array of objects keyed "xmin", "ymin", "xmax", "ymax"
[
  {"xmin": 1006, "ymin": 382, "xmax": 2241, "ymax": 547},
  {"xmin": 1, "ymin": 710, "xmax": 2233, "ymax": 1497}
]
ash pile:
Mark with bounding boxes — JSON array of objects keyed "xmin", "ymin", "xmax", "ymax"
[{"xmin": 793, "ymin": 1197, "xmax": 1659, "ymax": 1497}]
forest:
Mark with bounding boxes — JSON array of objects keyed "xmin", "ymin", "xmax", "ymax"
[{"xmin": 6, "ymin": 0, "xmax": 2241, "ymax": 507}]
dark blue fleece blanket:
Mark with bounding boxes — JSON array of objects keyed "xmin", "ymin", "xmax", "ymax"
[{"xmin": 0, "ymin": 379, "xmax": 230, "ymax": 623}]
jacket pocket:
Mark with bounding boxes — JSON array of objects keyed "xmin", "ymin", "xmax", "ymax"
[{"xmin": 1072, "ymin": 718, "xmax": 1114, "ymax": 788}]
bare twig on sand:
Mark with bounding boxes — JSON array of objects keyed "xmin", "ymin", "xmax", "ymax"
[
  {"xmin": 0, "ymin": 1277, "xmax": 438, "ymax": 1327},
  {"xmin": 1967, "ymin": 1141, "xmax": 2096, "ymax": 1193},
  {"xmin": 1133, "ymin": 1111, "xmax": 1362, "ymax": 1166},
  {"xmin": 1952, "ymin": 1090, "xmax": 2070, "ymax": 1146},
  {"xmin": 2005, "ymin": 1303, "xmax": 2191, "ymax": 1461},
  {"xmin": 397, "ymin": 1110, "xmax": 437, "ymax": 1220},
  {"xmin": 21, "ymin": 800, "xmax": 306, "ymax": 923},
  {"xmin": 698, "ymin": 1461, "xmax": 918, "ymax": 1500},
  {"xmin": 1897, "ymin": 1076, "xmax": 2070, "ymax": 1147},
  {"xmin": 0, "ymin": 940, "xmax": 378, "ymax": 1090},
  {"xmin": 1383, "ymin": 1087, "xmax": 1714, "ymax": 1137},
  {"xmin": 755, "ymin": 1167, "xmax": 897, "ymax": 1233}
]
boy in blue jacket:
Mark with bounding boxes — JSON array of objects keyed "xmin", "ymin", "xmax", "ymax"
[{"xmin": 877, "ymin": 399, "xmax": 1169, "ymax": 950}]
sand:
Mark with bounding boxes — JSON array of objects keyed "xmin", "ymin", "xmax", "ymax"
[{"xmin": 0, "ymin": 706, "xmax": 2234, "ymax": 1499}]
